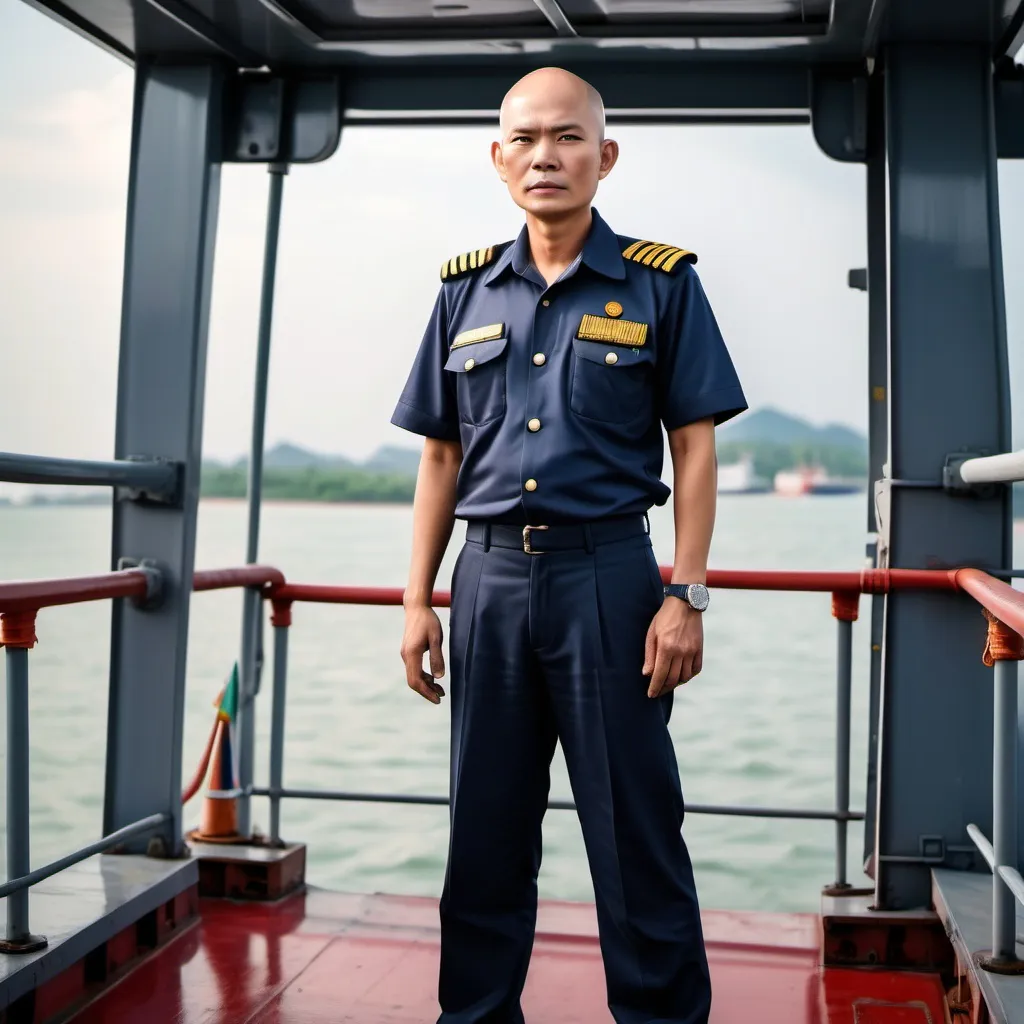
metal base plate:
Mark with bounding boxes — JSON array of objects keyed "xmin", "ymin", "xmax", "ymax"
[{"xmin": 0, "ymin": 934, "xmax": 47, "ymax": 955}]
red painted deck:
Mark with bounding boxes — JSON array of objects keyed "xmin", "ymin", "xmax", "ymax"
[{"xmin": 70, "ymin": 890, "xmax": 950, "ymax": 1023}]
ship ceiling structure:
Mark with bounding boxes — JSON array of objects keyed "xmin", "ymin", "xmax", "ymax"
[{"xmin": 19, "ymin": 0, "xmax": 1024, "ymax": 160}]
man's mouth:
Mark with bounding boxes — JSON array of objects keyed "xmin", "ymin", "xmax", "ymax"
[{"xmin": 527, "ymin": 181, "xmax": 565, "ymax": 192}]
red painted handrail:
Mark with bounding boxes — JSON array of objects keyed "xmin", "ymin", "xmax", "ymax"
[
  {"xmin": 0, "ymin": 569, "xmax": 149, "ymax": 614},
  {"xmin": 0, "ymin": 563, "xmax": 1019, "ymax": 638},
  {"xmin": 952, "ymin": 568, "xmax": 1024, "ymax": 638},
  {"xmin": 0, "ymin": 565, "xmax": 283, "ymax": 615},
  {"xmin": 267, "ymin": 568, "xmax": 963, "ymax": 612},
  {"xmin": 193, "ymin": 565, "xmax": 285, "ymax": 591}
]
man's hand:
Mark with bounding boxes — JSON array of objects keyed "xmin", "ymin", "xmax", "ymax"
[
  {"xmin": 401, "ymin": 605, "xmax": 447, "ymax": 704},
  {"xmin": 642, "ymin": 598, "xmax": 703, "ymax": 698}
]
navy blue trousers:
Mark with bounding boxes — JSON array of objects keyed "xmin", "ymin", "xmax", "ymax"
[{"xmin": 437, "ymin": 523, "xmax": 711, "ymax": 1024}]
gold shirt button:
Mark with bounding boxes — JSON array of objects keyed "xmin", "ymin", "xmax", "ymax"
[
  {"xmin": 542, "ymin": 299, "xmax": 550, "ymax": 307},
  {"xmin": 464, "ymin": 357, "xmax": 476, "ymax": 370},
  {"xmin": 528, "ymin": 418, "xmax": 541, "ymax": 432},
  {"xmin": 605, "ymin": 351, "xmax": 618, "ymax": 365},
  {"xmin": 533, "ymin": 353, "xmax": 546, "ymax": 366},
  {"xmin": 524, "ymin": 478, "xmax": 538, "ymax": 492}
]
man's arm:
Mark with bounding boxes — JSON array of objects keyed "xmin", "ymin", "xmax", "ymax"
[
  {"xmin": 643, "ymin": 417, "xmax": 717, "ymax": 698},
  {"xmin": 401, "ymin": 437, "xmax": 463, "ymax": 703}
]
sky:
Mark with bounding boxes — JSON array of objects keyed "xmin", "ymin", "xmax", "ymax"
[{"xmin": 2, "ymin": 4, "xmax": 1023, "ymax": 465}]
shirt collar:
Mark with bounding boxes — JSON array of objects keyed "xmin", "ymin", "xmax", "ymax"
[{"xmin": 483, "ymin": 207, "xmax": 626, "ymax": 286}]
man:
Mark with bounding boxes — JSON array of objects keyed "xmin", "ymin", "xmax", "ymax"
[{"xmin": 392, "ymin": 67, "xmax": 746, "ymax": 1024}]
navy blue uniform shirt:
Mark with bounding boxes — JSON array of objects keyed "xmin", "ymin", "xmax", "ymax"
[{"xmin": 391, "ymin": 208, "xmax": 747, "ymax": 524}]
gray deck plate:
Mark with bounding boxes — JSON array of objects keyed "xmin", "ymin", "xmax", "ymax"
[
  {"xmin": 0, "ymin": 853, "xmax": 197, "ymax": 1010},
  {"xmin": 932, "ymin": 867, "xmax": 1024, "ymax": 1023}
]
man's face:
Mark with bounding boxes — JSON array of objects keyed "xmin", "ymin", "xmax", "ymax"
[{"xmin": 491, "ymin": 81, "xmax": 617, "ymax": 220}]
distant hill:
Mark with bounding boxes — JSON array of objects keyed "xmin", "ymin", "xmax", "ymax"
[
  {"xmin": 362, "ymin": 445, "xmax": 422, "ymax": 476},
  {"xmin": 719, "ymin": 408, "xmax": 866, "ymax": 451},
  {"xmin": 207, "ymin": 408, "xmax": 866, "ymax": 482},
  {"xmin": 217, "ymin": 442, "xmax": 414, "ymax": 474}
]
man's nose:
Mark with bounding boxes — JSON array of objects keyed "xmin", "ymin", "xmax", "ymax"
[{"xmin": 532, "ymin": 138, "xmax": 560, "ymax": 169}]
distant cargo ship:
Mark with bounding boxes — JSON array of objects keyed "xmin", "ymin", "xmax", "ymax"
[
  {"xmin": 773, "ymin": 466, "xmax": 864, "ymax": 496},
  {"xmin": 718, "ymin": 455, "xmax": 771, "ymax": 494}
]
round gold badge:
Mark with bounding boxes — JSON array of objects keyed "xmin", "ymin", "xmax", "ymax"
[{"xmin": 604, "ymin": 301, "xmax": 623, "ymax": 317}]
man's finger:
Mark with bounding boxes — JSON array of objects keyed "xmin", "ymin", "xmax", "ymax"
[
  {"xmin": 428, "ymin": 633, "xmax": 446, "ymax": 679},
  {"xmin": 413, "ymin": 672, "xmax": 445, "ymax": 704},
  {"xmin": 647, "ymin": 647, "xmax": 673, "ymax": 698},
  {"xmin": 691, "ymin": 649, "xmax": 703, "ymax": 678},
  {"xmin": 642, "ymin": 622, "xmax": 657, "ymax": 676},
  {"xmin": 677, "ymin": 652, "xmax": 695, "ymax": 686},
  {"xmin": 403, "ymin": 646, "xmax": 426, "ymax": 690}
]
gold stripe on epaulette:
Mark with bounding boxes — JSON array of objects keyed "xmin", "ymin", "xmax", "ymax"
[
  {"xmin": 452, "ymin": 323, "xmax": 505, "ymax": 349},
  {"xmin": 661, "ymin": 248, "xmax": 695, "ymax": 271},
  {"xmin": 577, "ymin": 314, "xmax": 648, "ymax": 347},
  {"xmin": 622, "ymin": 240, "xmax": 697, "ymax": 272},
  {"xmin": 440, "ymin": 245, "xmax": 498, "ymax": 281}
]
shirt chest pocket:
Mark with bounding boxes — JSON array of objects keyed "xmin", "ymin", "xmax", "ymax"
[
  {"xmin": 570, "ymin": 338, "xmax": 652, "ymax": 425},
  {"xmin": 444, "ymin": 336, "xmax": 509, "ymax": 426}
]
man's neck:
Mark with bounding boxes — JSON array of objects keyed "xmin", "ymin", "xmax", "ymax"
[{"xmin": 525, "ymin": 207, "xmax": 592, "ymax": 287}]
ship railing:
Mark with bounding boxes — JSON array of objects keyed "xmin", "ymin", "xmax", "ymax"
[
  {"xmin": 2, "ymin": 562, "xmax": 1021, "ymax": 960},
  {"xmin": 253, "ymin": 566, "xmax": 1005, "ymax": 899},
  {"xmin": 0, "ymin": 565, "xmax": 281, "ymax": 954}
]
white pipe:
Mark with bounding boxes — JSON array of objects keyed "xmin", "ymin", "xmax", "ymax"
[{"xmin": 959, "ymin": 451, "xmax": 1024, "ymax": 485}]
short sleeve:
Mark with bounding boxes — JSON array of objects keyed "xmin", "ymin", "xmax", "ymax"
[
  {"xmin": 655, "ymin": 265, "xmax": 747, "ymax": 431},
  {"xmin": 390, "ymin": 286, "xmax": 461, "ymax": 441}
]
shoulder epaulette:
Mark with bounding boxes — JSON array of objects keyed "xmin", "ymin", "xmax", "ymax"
[
  {"xmin": 440, "ymin": 245, "xmax": 500, "ymax": 282},
  {"xmin": 621, "ymin": 240, "xmax": 697, "ymax": 273}
]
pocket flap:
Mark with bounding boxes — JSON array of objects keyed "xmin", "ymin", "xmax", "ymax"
[
  {"xmin": 572, "ymin": 337, "xmax": 648, "ymax": 368},
  {"xmin": 445, "ymin": 336, "xmax": 508, "ymax": 373}
]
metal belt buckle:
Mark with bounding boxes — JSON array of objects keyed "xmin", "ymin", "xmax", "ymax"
[{"xmin": 522, "ymin": 524, "xmax": 549, "ymax": 554}]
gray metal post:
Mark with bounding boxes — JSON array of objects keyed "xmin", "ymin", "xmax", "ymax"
[
  {"xmin": 862, "ymin": 67, "xmax": 888, "ymax": 873},
  {"xmin": 237, "ymin": 163, "xmax": 288, "ymax": 837},
  {"xmin": 875, "ymin": 43, "xmax": 1010, "ymax": 909},
  {"xmin": 268, "ymin": 622, "xmax": 291, "ymax": 845},
  {"xmin": 992, "ymin": 659, "xmax": 1019, "ymax": 962},
  {"xmin": 104, "ymin": 64, "xmax": 223, "ymax": 855},
  {"xmin": 3, "ymin": 647, "xmax": 46, "ymax": 954},
  {"xmin": 834, "ymin": 617, "xmax": 853, "ymax": 889}
]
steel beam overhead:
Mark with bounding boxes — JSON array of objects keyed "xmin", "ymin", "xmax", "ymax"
[{"xmin": 532, "ymin": 0, "xmax": 578, "ymax": 37}]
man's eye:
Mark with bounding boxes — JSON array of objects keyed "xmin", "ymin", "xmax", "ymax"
[
  {"xmin": 559, "ymin": 134, "xmax": 582, "ymax": 141},
  {"xmin": 511, "ymin": 135, "xmax": 531, "ymax": 143}
]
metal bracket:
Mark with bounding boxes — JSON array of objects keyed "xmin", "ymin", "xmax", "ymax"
[
  {"xmin": 943, "ymin": 450, "xmax": 999, "ymax": 498},
  {"xmin": 117, "ymin": 456, "xmax": 183, "ymax": 508},
  {"xmin": 877, "ymin": 837, "xmax": 977, "ymax": 870},
  {"xmin": 116, "ymin": 557, "xmax": 167, "ymax": 611},
  {"xmin": 810, "ymin": 68, "xmax": 868, "ymax": 163},
  {"xmin": 224, "ymin": 72, "xmax": 343, "ymax": 164}
]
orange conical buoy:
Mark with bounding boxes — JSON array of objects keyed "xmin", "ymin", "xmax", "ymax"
[{"xmin": 188, "ymin": 718, "xmax": 246, "ymax": 844}]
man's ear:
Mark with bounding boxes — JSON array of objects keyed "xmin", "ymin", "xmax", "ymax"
[
  {"xmin": 598, "ymin": 138, "xmax": 619, "ymax": 179},
  {"xmin": 491, "ymin": 140, "xmax": 507, "ymax": 182}
]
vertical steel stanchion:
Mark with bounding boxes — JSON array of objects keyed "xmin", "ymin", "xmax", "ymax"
[
  {"xmin": 268, "ymin": 600, "xmax": 293, "ymax": 846},
  {"xmin": 238, "ymin": 163, "xmax": 289, "ymax": 837},
  {"xmin": 978, "ymin": 611, "xmax": 1023, "ymax": 972},
  {"xmin": 826, "ymin": 592, "xmax": 858, "ymax": 894},
  {"xmin": 1, "ymin": 611, "xmax": 47, "ymax": 954},
  {"xmin": 992, "ymin": 656, "xmax": 1018, "ymax": 961}
]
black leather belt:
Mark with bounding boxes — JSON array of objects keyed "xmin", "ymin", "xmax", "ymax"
[{"xmin": 466, "ymin": 516, "xmax": 647, "ymax": 555}]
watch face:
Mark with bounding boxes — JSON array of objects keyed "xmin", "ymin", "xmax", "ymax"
[{"xmin": 688, "ymin": 584, "xmax": 710, "ymax": 611}]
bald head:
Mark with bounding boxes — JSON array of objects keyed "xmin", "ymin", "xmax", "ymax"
[
  {"xmin": 499, "ymin": 68, "xmax": 606, "ymax": 140},
  {"xmin": 491, "ymin": 67, "xmax": 618, "ymax": 221}
]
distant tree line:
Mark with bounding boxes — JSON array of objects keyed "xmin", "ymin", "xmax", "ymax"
[
  {"xmin": 200, "ymin": 465, "xmax": 416, "ymax": 503},
  {"xmin": 718, "ymin": 441, "xmax": 868, "ymax": 482}
]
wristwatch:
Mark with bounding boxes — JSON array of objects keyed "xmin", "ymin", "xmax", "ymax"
[{"xmin": 663, "ymin": 583, "xmax": 710, "ymax": 612}]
